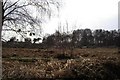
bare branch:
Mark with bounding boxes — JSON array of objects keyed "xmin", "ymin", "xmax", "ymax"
[
  {"xmin": 4, "ymin": 0, "xmax": 19, "ymax": 10},
  {"xmin": 4, "ymin": 4, "xmax": 30, "ymax": 20},
  {"xmin": 2, "ymin": 0, "xmax": 61, "ymax": 38},
  {"xmin": 3, "ymin": 0, "xmax": 8, "ymax": 7}
]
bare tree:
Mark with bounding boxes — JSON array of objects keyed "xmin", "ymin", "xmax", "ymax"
[{"xmin": 0, "ymin": 0, "xmax": 61, "ymax": 39}]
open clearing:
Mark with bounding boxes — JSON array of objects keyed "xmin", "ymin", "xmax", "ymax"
[{"xmin": 2, "ymin": 48, "xmax": 120, "ymax": 80}]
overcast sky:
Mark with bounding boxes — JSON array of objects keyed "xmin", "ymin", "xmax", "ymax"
[
  {"xmin": 42, "ymin": 0, "xmax": 119, "ymax": 35},
  {"xmin": 2, "ymin": 0, "xmax": 120, "ymax": 41}
]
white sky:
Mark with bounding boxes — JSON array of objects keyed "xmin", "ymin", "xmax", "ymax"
[
  {"xmin": 2, "ymin": 0, "xmax": 120, "ymax": 41},
  {"xmin": 42, "ymin": 0, "xmax": 120, "ymax": 35}
]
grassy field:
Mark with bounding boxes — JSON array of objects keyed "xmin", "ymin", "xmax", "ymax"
[{"xmin": 2, "ymin": 48, "xmax": 120, "ymax": 80}]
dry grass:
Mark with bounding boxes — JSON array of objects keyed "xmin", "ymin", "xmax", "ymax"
[{"xmin": 2, "ymin": 48, "xmax": 120, "ymax": 80}]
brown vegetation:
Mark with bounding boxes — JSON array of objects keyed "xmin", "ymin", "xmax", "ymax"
[{"xmin": 2, "ymin": 48, "xmax": 120, "ymax": 80}]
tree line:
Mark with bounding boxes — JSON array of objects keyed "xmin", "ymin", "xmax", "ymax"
[
  {"xmin": 43, "ymin": 29, "xmax": 120, "ymax": 48},
  {"xmin": 2, "ymin": 28, "xmax": 120, "ymax": 49}
]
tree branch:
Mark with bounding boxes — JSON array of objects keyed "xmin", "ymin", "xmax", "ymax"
[{"xmin": 4, "ymin": 0, "xmax": 20, "ymax": 11}]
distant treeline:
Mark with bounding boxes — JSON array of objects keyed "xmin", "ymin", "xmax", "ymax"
[{"xmin": 2, "ymin": 29, "xmax": 120, "ymax": 48}]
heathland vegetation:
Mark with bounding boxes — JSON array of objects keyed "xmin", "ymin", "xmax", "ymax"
[{"xmin": 2, "ymin": 28, "xmax": 120, "ymax": 80}]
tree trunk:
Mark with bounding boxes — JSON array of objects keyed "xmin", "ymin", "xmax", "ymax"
[
  {"xmin": 0, "ymin": 1, "xmax": 3, "ymax": 79},
  {"xmin": 0, "ymin": 1, "xmax": 2, "ymax": 41}
]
